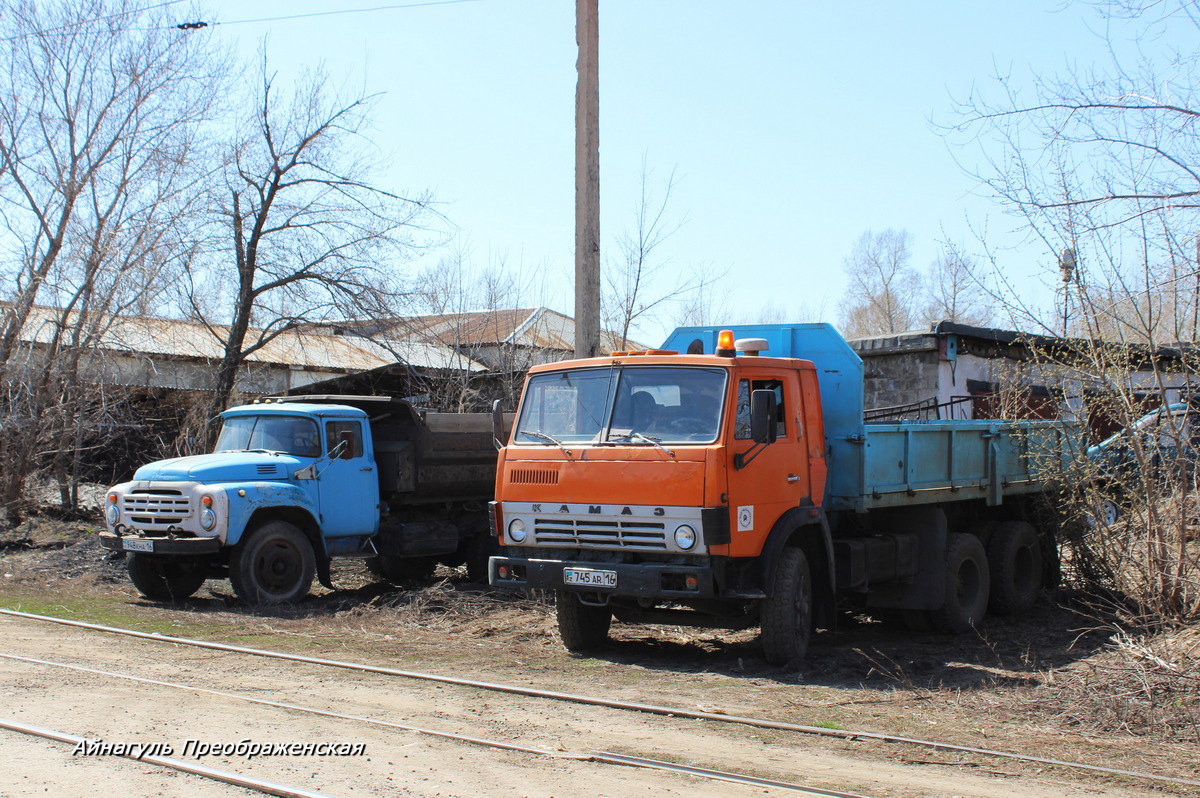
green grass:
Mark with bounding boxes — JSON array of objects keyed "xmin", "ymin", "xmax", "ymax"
[
  {"xmin": 0, "ymin": 592, "xmax": 259, "ymax": 641},
  {"xmin": 812, "ymin": 720, "xmax": 846, "ymax": 730}
]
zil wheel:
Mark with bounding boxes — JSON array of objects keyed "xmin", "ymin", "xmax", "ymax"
[
  {"xmin": 229, "ymin": 521, "xmax": 315, "ymax": 604},
  {"xmin": 365, "ymin": 555, "xmax": 437, "ymax": 583},
  {"xmin": 760, "ymin": 546, "xmax": 813, "ymax": 665},
  {"xmin": 555, "ymin": 590, "xmax": 612, "ymax": 651},
  {"xmin": 127, "ymin": 553, "xmax": 206, "ymax": 602}
]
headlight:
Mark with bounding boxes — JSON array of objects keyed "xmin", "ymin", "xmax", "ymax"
[
  {"xmin": 199, "ymin": 494, "xmax": 217, "ymax": 531},
  {"xmin": 105, "ymin": 501, "xmax": 120, "ymax": 526},
  {"xmin": 507, "ymin": 518, "xmax": 527, "ymax": 543},
  {"xmin": 673, "ymin": 524, "xmax": 697, "ymax": 550}
]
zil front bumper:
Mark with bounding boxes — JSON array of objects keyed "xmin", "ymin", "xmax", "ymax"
[{"xmin": 99, "ymin": 480, "xmax": 226, "ymax": 556}]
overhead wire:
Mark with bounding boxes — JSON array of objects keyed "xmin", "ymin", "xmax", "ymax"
[
  {"xmin": 0, "ymin": 0, "xmax": 191, "ymax": 42},
  {"xmin": 180, "ymin": 0, "xmax": 481, "ymax": 30}
]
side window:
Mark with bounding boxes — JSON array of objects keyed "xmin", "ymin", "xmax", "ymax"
[
  {"xmin": 326, "ymin": 420, "xmax": 364, "ymax": 459},
  {"xmin": 735, "ymin": 381, "xmax": 752, "ymax": 439},
  {"xmin": 734, "ymin": 379, "xmax": 786, "ymax": 440}
]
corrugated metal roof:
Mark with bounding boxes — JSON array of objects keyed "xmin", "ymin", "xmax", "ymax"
[
  {"xmin": 388, "ymin": 306, "xmax": 644, "ymax": 352},
  {"xmin": 11, "ymin": 304, "xmax": 488, "ymax": 372}
]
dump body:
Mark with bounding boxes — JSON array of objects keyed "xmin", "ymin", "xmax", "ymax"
[{"xmin": 492, "ymin": 323, "xmax": 1079, "ymax": 662}]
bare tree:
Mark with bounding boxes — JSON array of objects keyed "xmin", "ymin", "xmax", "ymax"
[
  {"xmin": 184, "ymin": 54, "xmax": 430, "ymax": 418},
  {"xmin": 924, "ymin": 246, "xmax": 994, "ymax": 327},
  {"xmin": 0, "ymin": 0, "xmax": 224, "ymax": 520},
  {"xmin": 950, "ymin": 0, "xmax": 1200, "ymax": 623},
  {"xmin": 602, "ymin": 161, "xmax": 724, "ymax": 348},
  {"xmin": 838, "ymin": 229, "xmax": 924, "ymax": 338}
]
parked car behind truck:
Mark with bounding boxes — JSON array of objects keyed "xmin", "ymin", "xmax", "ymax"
[
  {"xmin": 489, "ymin": 324, "xmax": 1080, "ymax": 663},
  {"xmin": 100, "ymin": 395, "xmax": 506, "ymax": 603}
]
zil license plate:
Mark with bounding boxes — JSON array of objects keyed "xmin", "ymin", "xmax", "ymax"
[
  {"xmin": 563, "ymin": 567, "xmax": 617, "ymax": 588},
  {"xmin": 122, "ymin": 538, "xmax": 154, "ymax": 553}
]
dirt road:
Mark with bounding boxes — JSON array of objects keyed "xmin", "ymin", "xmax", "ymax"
[{"xmin": 0, "ymin": 527, "xmax": 1196, "ymax": 797}]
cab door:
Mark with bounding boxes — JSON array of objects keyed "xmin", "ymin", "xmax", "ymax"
[
  {"xmin": 317, "ymin": 419, "xmax": 381, "ymax": 537},
  {"xmin": 724, "ymin": 369, "xmax": 809, "ymax": 557}
]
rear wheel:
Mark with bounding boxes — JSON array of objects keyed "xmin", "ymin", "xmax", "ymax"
[
  {"xmin": 127, "ymin": 554, "xmax": 206, "ymax": 602},
  {"xmin": 464, "ymin": 534, "xmax": 500, "ymax": 583},
  {"xmin": 932, "ymin": 533, "xmax": 989, "ymax": 634},
  {"xmin": 555, "ymin": 591, "xmax": 612, "ymax": 651},
  {"xmin": 229, "ymin": 521, "xmax": 315, "ymax": 604},
  {"xmin": 761, "ymin": 546, "xmax": 813, "ymax": 665},
  {"xmin": 987, "ymin": 521, "xmax": 1042, "ymax": 615},
  {"xmin": 365, "ymin": 555, "xmax": 438, "ymax": 583}
]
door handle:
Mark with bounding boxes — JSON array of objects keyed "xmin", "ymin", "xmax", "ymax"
[
  {"xmin": 360, "ymin": 467, "xmax": 375, "ymax": 472},
  {"xmin": 786, "ymin": 474, "xmax": 800, "ymax": 483}
]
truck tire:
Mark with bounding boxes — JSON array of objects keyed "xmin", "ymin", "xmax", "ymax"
[
  {"xmin": 987, "ymin": 521, "xmax": 1042, "ymax": 615},
  {"xmin": 229, "ymin": 521, "xmax": 315, "ymax": 604},
  {"xmin": 932, "ymin": 532, "xmax": 989, "ymax": 634},
  {"xmin": 555, "ymin": 591, "xmax": 612, "ymax": 651},
  {"xmin": 365, "ymin": 555, "xmax": 437, "ymax": 583},
  {"xmin": 760, "ymin": 546, "xmax": 812, "ymax": 665},
  {"xmin": 127, "ymin": 554, "xmax": 206, "ymax": 602},
  {"xmin": 465, "ymin": 535, "xmax": 500, "ymax": 583}
]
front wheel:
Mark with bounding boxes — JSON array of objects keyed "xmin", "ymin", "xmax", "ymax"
[
  {"xmin": 127, "ymin": 554, "xmax": 206, "ymax": 602},
  {"xmin": 555, "ymin": 591, "xmax": 612, "ymax": 651},
  {"xmin": 229, "ymin": 521, "xmax": 316, "ymax": 604},
  {"xmin": 760, "ymin": 546, "xmax": 813, "ymax": 665}
]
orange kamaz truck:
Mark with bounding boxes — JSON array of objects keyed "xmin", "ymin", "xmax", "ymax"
[{"xmin": 488, "ymin": 324, "xmax": 1078, "ymax": 663}]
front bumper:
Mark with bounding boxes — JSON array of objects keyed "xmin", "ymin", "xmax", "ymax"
[
  {"xmin": 490, "ymin": 554, "xmax": 718, "ymax": 599},
  {"xmin": 99, "ymin": 531, "xmax": 222, "ymax": 555}
]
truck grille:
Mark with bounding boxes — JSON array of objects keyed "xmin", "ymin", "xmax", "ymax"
[
  {"xmin": 533, "ymin": 517, "xmax": 666, "ymax": 551},
  {"xmin": 122, "ymin": 489, "xmax": 192, "ymax": 528}
]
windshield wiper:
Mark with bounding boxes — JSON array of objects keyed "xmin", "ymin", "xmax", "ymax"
[
  {"xmin": 520, "ymin": 430, "xmax": 573, "ymax": 456},
  {"xmin": 607, "ymin": 431, "xmax": 675, "ymax": 457}
]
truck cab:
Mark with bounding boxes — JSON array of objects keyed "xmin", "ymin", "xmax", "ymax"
[{"xmin": 101, "ymin": 401, "xmax": 379, "ymax": 603}]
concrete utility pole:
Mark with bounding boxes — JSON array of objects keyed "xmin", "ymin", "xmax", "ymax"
[{"xmin": 574, "ymin": 0, "xmax": 600, "ymax": 358}]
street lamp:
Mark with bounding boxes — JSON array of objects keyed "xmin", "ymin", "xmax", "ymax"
[{"xmin": 1058, "ymin": 247, "xmax": 1077, "ymax": 337}]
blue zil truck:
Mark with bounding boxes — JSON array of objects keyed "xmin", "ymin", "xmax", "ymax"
[
  {"xmin": 489, "ymin": 324, "xmax": 1082, "ymax": 661},
  {"xmin": 100, "ymin": 395, "xmax": 504, "ymax": 603}
]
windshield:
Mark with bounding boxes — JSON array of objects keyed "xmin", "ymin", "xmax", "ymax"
[
  {"xmin": 1097, "ymin": 404, "xmax": 1187, "ymax": 448},
  {"xmin": 514, "ymin": 366, "xmax": 727, "ymax": 445},
  {"xmin": 214, "ymin": 415, "xmax": 321, "ymax": 457}
]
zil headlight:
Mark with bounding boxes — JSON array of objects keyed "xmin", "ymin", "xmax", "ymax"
[
  {"xmin": 507, "ymin": 518, "xmax": 527, "ymax": 543},
  {"xmin": 673, "ymin": 524, "xmax": 697, "ymax": 550},
  {"xmin": 199, "ymin": 495, "xmax": 217, "ymax": 531},
  {"xmin": 105, "ymin": 496, "xmax": 120, "ymax": 527}
]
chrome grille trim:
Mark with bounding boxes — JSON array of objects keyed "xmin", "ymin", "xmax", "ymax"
[
  {"xmin": 121, "ymin": 490, "xmax": 193, "ymax": 528},
  {"xmin": 503, "ymin": 502, "xmax": 706, "ymax": 554}
]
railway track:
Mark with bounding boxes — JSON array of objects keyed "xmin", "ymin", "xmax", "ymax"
[{"xmin": 0, "ymin": 608, "xmax": 1193, "ymax": 797}]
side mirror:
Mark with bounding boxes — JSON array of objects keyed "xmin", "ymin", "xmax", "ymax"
[
  {"xmin": 492, "ymin": 399, "xmax": 506, "ymax": 450},
  {"xmin": 338, "ymin": 431, "xmax": 356, "ymax": 459},
  {"xmin": 750, "ymin": 389, "xmax": 778, "ymax": 445}
]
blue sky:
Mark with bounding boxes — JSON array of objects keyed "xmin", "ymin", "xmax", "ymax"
[{"xmin": 198, "ymin": 0, "xmax": 1123, "ymax": 344}]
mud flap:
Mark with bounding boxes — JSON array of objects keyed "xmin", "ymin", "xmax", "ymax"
[{"xmin": 316, "ymin": 555, "xmax": 333, "ymax": 589}]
